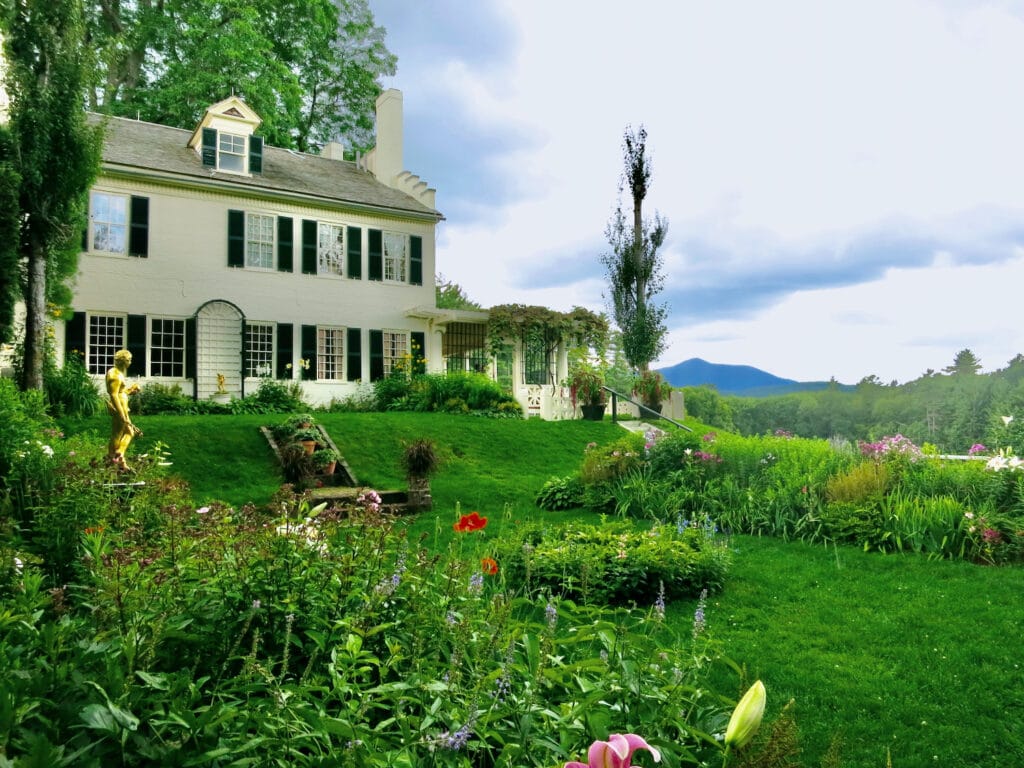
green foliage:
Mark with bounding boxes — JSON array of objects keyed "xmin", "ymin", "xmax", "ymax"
[
  {"xmin": 236, "ymin": 377, "xmax": 309, "ymax": 413},
  {"xmin": 86, "ymin": 0, "xmax": 396, "ymax": 153},
  {"xmin": 601, "ymin": 126, "xmax": 669, "ymax": 371},
  {"xmin": 824, "ymin": 462, "xmax": 891, "ymax": 504},
  {"xmin": 4, "ymin": 0, "xmax": 104, "ymax": 388},
  {"xmin": 130, "ymin": 381, "xmax": 192, "ymax": 414},
  {"xmin": 496, "ymin": 518, "xmax": 731, "ymax": 605},
  {"xmin": 487, "ymin": 304, "xmax": 608, "ymax": 360},
  {"xmin": 535, "ymin": 475, "xmax": 585, "ymax": 511},
  {"xmin": 567, "ymin": 362, "xmax": 606, "ymax": 406},
  {"xmin": 0, "ymin": 129, "xmax": 20, "ymax": 343},
  {"xmin": 44, "ymin": 351, "xmax": 102, "ymax": 417},
  {"xmin": 376, "ymin": 371, "xmax": 522, "ymax": 416},
  {"xmin": 435, "ymin": 273, "xmax": 484, "ymax": 310},
  {"xmin": 1, "ymin": 473, "xmax": 741, "ymax": 767},
  {"xmin": 682, "ymin": 386, "xmax": 736, "ymax": 431}
]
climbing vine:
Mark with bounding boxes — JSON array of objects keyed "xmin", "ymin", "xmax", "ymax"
[{"xmin": 486, "ymin": 304, "xmax": 608, "ymax": 358}]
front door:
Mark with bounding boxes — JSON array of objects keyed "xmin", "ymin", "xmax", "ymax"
[{"xmin": 196, "ymin": 300, "xmax": 243, "ymax": 400}]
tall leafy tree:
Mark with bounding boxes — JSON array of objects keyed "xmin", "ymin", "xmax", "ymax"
[
  {"xmin": 601, "ymin": 125, "xmax": 669, "ymax": 373},
  {"xmin": 3, "ymin": 0, "xmax": 103, "ymax": 389},
  {"xmin": 84, "ymin": 0, "xmax": 395, "ymax": 152},
  {"xmin": 0, "ymin": 128, "xmax": 20, "ymax": 343},
  {"xmin": 435, "ymin": 273, "xmax": 483, "ymax": 311}
]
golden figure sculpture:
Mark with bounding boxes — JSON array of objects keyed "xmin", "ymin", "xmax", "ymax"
[{"xmin": 105, "ymin": 349, "xmax": 142, "ymax": 469}]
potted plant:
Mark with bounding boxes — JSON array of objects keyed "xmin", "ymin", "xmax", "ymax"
[
  {"xmin": 568, "ymin": 364, "xmax": 606, "ymax": 421},
  {"xmin": 293, "ymin": 427, "xmax": 321, "ymax": 454},
  {"xmin": 311, "ymin": 447, "xmax": 340, "ymax": 475},
  {"xmin": 401, "ymin": 438, "xmax": 438, "ymax": 512},
  {"xmin": 633, "ymin": 370, "xmax": 671, "ymax": 419}
]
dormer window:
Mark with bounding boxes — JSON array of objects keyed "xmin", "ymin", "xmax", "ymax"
[
  {"xmin": 200, "ymin": 127, "xmax": 262, "ymax": 175},
  {"xmin": 190, "ymin": 97, "xmax": 264, "ymax": 175},
  {"xmin": 218, "ymin": 132, "xmax": 246, "ymax": 172}
]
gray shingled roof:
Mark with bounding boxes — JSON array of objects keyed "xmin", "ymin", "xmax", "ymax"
[{"xmin": 92, "ymin": 113, "xmax": 441, "ymax": 220}]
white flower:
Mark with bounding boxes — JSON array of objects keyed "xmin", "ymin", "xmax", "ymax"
[
  {"xmin": 1002, "ymin": 415, "xmax": 1014, "ymax": 426},
  {"xmin": 13, "ymin": 557, "xmax": 23, "ymax": 575},
  {"xmin": 41, "ymin": 444, "xmax": 54, "ymax": 457}
]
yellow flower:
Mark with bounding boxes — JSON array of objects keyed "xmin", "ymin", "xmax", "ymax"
[{"xmin": 725, "ymin": 680, "xmax": 766, "ymax": 750}]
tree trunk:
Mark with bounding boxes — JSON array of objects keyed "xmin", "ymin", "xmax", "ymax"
[
  {"xmin": 21, "ymin": 240, "xmax": 47, "ymax": 391},
  {"xmin": 632, "ymin": 183, "xmax": 647, "ymax": 374}
]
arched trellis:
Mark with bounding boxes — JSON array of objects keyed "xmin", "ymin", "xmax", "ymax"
[{"xmin": 192, "ymin": 299, "xmax": 247, "ymax": 400}]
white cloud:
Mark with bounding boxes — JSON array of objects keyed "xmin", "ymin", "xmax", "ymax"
[{"xmin": 373, "ymin": 0, "xmax": 1024, "ymax": 381}]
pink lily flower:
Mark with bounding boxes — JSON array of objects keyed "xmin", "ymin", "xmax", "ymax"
[{"xmin": 565, "ymin": 733, "xmax": 661, "ymax": 768}]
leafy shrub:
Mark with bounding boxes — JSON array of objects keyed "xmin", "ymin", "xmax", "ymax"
[
  {"xmin": 44, "ymin": 353, "xmax": 102, "ymax": 417},
  {"xmin": 1, "ymin": 480, "xmax": 742, "ymax": 767},
  {"xmin": 132, "ymin": 381, "xmax": 193, "ymax": 414},
  {"xmin": 495, "ymin": 518, "xmax": 731, "ymax": 605},
  {"xmin": 825, "ymin": 461, "xmax": 891, "ymax": 504},
  {"xmin": 237, "ymin": 377, "xmax": 309, "ymax": 413},
  {"xmin": 535, "ymin": 474, "xmax": 585, "ymax": 510}
]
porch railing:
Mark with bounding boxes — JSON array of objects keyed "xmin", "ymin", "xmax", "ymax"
[{"xmin": 603, "ymin": 386, "xmax": 692, "ymax": 432}]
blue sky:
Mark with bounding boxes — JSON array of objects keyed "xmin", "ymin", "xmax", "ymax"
[{"xmin": 369, "ymin": 0, "xmax": 1024, "ymax": 384}]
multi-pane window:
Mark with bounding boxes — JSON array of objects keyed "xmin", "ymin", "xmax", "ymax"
[
  {"xmin": 90, "ymin": 192, "xmax": 128, "ymax": 254},
  {"xmin": 150, "ymin": 318, "xmax": 185, "ymax": 377},
  {"xmin": 246, "ymin": 214, "xmax": 274, "ymax": 269},
  {"xmin": 383, "ymin": 330, "xmax": 409, "ymax": 376},
  {"xmin": 245, "ymin": 322, "xmax": 275, "ymax": 378},
  {"xmin": 318, "ymin": 223, "xmax": 344, "ymax": 276},
  {"xmin": 523, "ymin": 336, "xmax": 552, "ymax": 385},
  {"xmin": 443, "ymin": 322, "xmax": 489, "ymax": 374},
  {"xmin": 317, "ymin": 327, "xmax": 345, "ymax": 380},
  {"xmin": 88, "ymin": 314, "xmax": 124, "ymax": 374},
  {"xmin": 219, "ymin": 132, "xmax": 246, "ymax": 173},
  {"xmin": 383, "ymin": 232, "xmax": 407, "ymax": 282}
]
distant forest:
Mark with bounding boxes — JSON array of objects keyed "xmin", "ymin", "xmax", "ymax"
[{"xmin": 682, "ymin": 350, "xmax": 1024, "ymax": 454}]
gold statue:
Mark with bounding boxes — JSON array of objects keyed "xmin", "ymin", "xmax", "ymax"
[{"xmin": 105, "ymin": 349, "xmax": 142, "ymax": 469}]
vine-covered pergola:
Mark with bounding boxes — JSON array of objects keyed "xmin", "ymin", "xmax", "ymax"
[{"xmin": 486, "ymin": 304, "xmax": 608, "ymax": 387}]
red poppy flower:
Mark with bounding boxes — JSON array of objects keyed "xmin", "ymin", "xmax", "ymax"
[
  {"xmin": 481, "ymin": 557, "xmax": 498, "ymax": 575},
  {"xmin": 453, "ymin": 511, "xmax": 488, "ymax": 532}
]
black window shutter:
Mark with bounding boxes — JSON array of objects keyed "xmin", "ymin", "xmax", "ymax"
[
  {"xmin": 301, "ymin": 220, "xmax": 318, "ymax": 275},
  {"xmin": 411, "ymin": 331, "xmax": 426, "ymax": 374},
  {"xmin": 346, "ymin": 327, "xmax": 361, "ymax": 381},
  {"xmin": 249, "ymin": 136, "xmax": 263, "ymax": 174},
  {"xmin": 410, "ymin": 235, "xmax": 423, "ymax": 286},
  {"xmin": 129, "ymin": 196, "xmax": 149, "ymax": 257},
  {"xmin": 369, "ymin": 329, "xmax": 384, "ymax": 381},
  {"xmin": 81, "ymin": 227, "xmax": 88, "ymax": 252},
  {"xmin": 276, "ymin": 323, "xmax": 294, "ymax": 379},
  {"xmin": 368, "ymin": 229, "xmax": 383, "ymax": 281},
  {"xmin": 65, "ymin": 312, "xmax": 86, "ymax": 361},
  {"xmin": 127, "ymin": 314, "xmax": 147, "ymax": 375},
  {"xmin": 202, "ymin": 128, "xmax": 217, "ymax": 166},
  {"xmin": 277, "ymin": 217, "xmax": 293, "ymax": 272},
  {"xmin": 301, "ymin": 324, "xmax": 318, "ymax": 380},
  {"xmin": 346, "ymin": 226, "xmax": 362, "ymax": 279},
  {"xmin": 228, "ymin": 210, "xmax": 245, "ymax": 267},
  {"xmin": 185, "ymin": 318, "xmax": 197, "ymax": 383}
]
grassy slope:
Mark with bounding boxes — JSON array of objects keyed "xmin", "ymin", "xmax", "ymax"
[
  {"xmin": 705, "ymin": 536, "xmax": 1024, "ymax": 768},
  {"xmin": 60, "ymin": 413, "xmax": 1024, "ymax": 767}
]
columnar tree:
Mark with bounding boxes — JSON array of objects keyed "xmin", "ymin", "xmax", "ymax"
[
  {"xmin": 2, "ymin": 0, "xmax": 103, "ymax": 389},
  {"xmin": 601, "ymin": 125, "xmax": 669, "ymax": 373}
]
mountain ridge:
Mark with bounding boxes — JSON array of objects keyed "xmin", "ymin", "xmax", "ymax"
[{"xmin": 656, "ymin": 357, "xmax": 853, "ymax": 396}]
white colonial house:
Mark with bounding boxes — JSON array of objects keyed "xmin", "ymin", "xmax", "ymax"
[{"xmin": 54, "ymin": 90, "xmax": 579, "ymax": 414}]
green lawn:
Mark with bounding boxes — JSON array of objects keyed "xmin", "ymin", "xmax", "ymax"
[{"xmin": 59, "ymin": 412, "xmax": 1024, "ymax": 766}]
